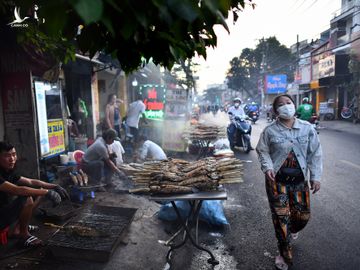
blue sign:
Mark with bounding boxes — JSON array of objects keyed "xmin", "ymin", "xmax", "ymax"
[{"xmin": 265, "ymin": 75, "xmax": 287, "ymax": 94}]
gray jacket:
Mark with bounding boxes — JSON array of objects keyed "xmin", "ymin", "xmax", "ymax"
[{"xmin": 256, "ymin": 118, "xmax": 323, "ymax": 181}]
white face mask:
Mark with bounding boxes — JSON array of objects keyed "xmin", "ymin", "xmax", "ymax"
[
  {"xmin": 234, "ymin": 103, "xmax": 240, "ymax": 108},
  {"xmin": 277, "ymin": 104, "xmax": 295, "ymax": 119}
]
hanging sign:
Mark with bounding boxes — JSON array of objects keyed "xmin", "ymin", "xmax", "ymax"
[
  {"xmin": 139, "ymin": 84, "xmax": 165, "ymax": 119},
  {"xmin": 47, "ymin": 119, "xmax": 65, "ymax": 156}
]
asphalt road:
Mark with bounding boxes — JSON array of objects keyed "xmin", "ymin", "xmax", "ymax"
[{"xmin": 177, "ymin": 117, "xmax": 360, "ymax": 270}]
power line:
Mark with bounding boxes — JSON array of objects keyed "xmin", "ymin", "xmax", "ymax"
[
  {"xmin": 302, "ymin": 0, "xmax": 319, "ymax": 13},
  {"xmin": 294, "ymin": 7, "xmax": 360, "ymax": 47}
]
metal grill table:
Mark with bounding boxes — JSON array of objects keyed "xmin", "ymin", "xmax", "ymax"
[
  {"xmin": 48, "ymin": 205, "xmax": 137, "ymax": 262},
  {"xmin": 192, "ymin": 139, "xmax": 212, "ymax": 160},
  {"xmin": 150, "ymin": 190, "xmax": 227, "ymax": 266}
]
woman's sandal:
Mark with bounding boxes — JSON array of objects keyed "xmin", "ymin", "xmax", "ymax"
[
  {"xmin": 275, "ymin": 255, "xmax": 288, "ymax": 270},
  {"xmin": 18, "ymin": 235, "xmax": 44, "ymax": 248}
]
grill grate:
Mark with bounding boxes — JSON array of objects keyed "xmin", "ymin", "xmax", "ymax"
[{"xmin": 48, "ymin": 205, "xmax": 137, "ymax": 261}]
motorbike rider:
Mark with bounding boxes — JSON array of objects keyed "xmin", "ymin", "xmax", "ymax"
[
  {"xmin": 244, "ymin": 101, "xmax": 260, "ymax": 122},
  {"xmin": 227, "ymin": 98, "xmax": 254, "ymax": 150},
  {"xmin": 296, "ymin": 97, "xmax": 315, "ymax": 122},
  {"xmin": 244, "ymin": 102, "xmax": 259, "ymax": 114}
]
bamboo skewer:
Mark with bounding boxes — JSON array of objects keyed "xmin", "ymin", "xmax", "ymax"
[{"xmin": 122, "ymin": 157, "xmax": 243, "ymax": 195}]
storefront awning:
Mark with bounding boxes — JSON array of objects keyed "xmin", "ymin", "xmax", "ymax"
[{"xmin": 310, "ymin": 80, "xmax": 319, "ymax": 89}]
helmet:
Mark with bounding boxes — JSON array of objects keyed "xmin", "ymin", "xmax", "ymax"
[
  {"xmin": 233, "ymin": 97, "xmax": 242, "ymax": 104},
  {"xmin": 302, "ymin": 97, "xmax": 309, "ymax": 103}
]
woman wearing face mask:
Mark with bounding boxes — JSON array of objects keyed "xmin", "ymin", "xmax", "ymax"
[{"xmin": 256, "ymin": 94, "xmax": 323, "ymax": 270}]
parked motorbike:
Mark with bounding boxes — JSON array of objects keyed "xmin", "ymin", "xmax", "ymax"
[
  {"xmin": 227, "ymin": 113, "xmax": 252, "ymax": 153},
  {"xmin": 341, "ymin": 104, "xmax": 356, "ymax": 119},
  {"xmin": 247, "ymin": 110, "xmax": 259, "ymax": 124}
]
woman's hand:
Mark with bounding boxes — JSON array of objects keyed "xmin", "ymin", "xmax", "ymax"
[
  {"xmin": 310, "ymin": 180, "xmax": 321, "ymax": 194},
  {"xmin": 265, "ymin": 170, "xmax": 276, "ymax": 182}
]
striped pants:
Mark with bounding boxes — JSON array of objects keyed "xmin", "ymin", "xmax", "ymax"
[{"xmin": 265, "ymin": 179, "xmax": 311, "ymax": 265}]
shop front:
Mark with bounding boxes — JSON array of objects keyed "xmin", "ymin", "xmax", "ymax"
[
  {"xmin": 138, "ymin": 84, "xmax": 166, "ymax": 146},
  {"xmin": 34, "ymin": 80, "xmax": 66, "ymax": 159},
  {"xmin": 162, "ymin": 86, "xmax": 190, "ymax": 153},
  {"xmin": 318, "ymin": 54, "xmax": 351, "ymax": 119}
]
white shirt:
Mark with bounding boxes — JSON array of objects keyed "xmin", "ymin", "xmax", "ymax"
[
  {"xmin": 126, "ymin": 100, "xmax": 146, "ymax": 128},
  {"xmin": 109, "ymin": 141, "xmax": 125, "ymax": 166},
  {"xmin": 228, "ymin": 105, "xmax": 246, "ymax": 121},
  {"xmin": 139, "ymin": 140, "xmax": 167, "ymax": 161}
]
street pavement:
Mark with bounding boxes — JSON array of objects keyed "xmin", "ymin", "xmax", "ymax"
[
  {"xmin": 1, "ymin": 115, "xmax": 359, "ymax": 270},
  {"xmin": 174, "ymin": 115, "xmax": 360, "ymax": 270}
]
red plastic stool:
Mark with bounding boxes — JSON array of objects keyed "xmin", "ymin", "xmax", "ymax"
[
  {"xmin": 0, "ymin": 226, "xmax": 9, "ymax": 245},
  {"xmin": 73, "ymin": 150, "xmax": 85, "ymax": 170}
]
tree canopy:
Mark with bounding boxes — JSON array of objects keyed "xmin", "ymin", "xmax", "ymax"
[
  {"xmin": 226, "ymin": 36, "xmax": 295, "ymax": 99},
  {"xmin": 202, "ymin": 86, "xmax": 225, "ymax": 104},
  {"xmin": 0, "ymin": 0, "xmax": 254, "ymax": 73}
]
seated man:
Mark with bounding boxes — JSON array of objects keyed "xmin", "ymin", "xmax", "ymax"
[
  {"xmin": 81, "ymin": 129, "xmax": 122, "ymax": 186},
  {"xmin": 0, "ymin": 142, "xmax": 68, "ymax": 248},
  {"xmin": 134, "ymin": 135, "xmax": 167, "ymax": 162}
]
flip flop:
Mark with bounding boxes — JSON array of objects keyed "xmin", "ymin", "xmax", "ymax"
[
  {"xmin": 275, "ymin": 255, "xmax": 288, "ymax": 270},
  {"xmin": 18, "ymin": 235, "xmax": 44, "ymax": 248},
  {"xmin": 9, "ymin": 225, "xmax": 39, "ymax": 239},
  {"xmin": 28, "ymin": 225, "xmax": 39, "ymax": 232}
]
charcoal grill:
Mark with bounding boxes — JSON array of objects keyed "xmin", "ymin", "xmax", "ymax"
[
  {"xmin": 38, "ymin": 201, "xmax": 81, "ymax": 221},
  {"xmin": 48, "ymin": 205, "xmax": 137, "ymax": 262}
]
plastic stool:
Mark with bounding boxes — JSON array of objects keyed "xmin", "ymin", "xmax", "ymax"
[{"xmin": 0, "ymin": 226, "xmax": 9, "ymax": 245}]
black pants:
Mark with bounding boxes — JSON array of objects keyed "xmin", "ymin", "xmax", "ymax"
[
  {"xmin": 0, "ymin": 196, "xmax": 27, "ymax": 229},
  {"xmin": 81, "ymin": 160, "xmax": 113, "ymax": 184},
  {"xmin": 129, "ymin": 127, "xmax": 139, "ymax": 141}
]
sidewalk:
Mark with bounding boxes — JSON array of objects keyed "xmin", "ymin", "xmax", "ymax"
[{"xmin": 320, "ymin": 120, "xmax": 360, "ymax": 136}]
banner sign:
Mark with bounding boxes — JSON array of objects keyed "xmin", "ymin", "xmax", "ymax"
[
  {"xmin": 319, "ymin": 55, "xmax": 335, "ymax": 78},
  {"xmin": 265, "ymin": 75, "xmax": 287, "ymax": 94},
  {"xmin": 47, "ymin": 119, "xmax": 65, "ymax": 156},
  {"xmin": 165, "ymin": 88, "xmax": 189, "ymax": 118},
  {"xmin": 34, "ymin": 81, "xmax": 50, "ymax": 156},
  {"xmin": 140, "ymin": 84, "xmax": 165, "ymax": 119}
]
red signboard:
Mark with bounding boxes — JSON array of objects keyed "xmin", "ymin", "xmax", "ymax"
[{"xmin": 139, "ymin": 84, "xmax": 166, "ymax": 119}]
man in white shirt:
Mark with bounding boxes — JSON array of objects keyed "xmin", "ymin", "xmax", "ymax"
[
  {"xmin": 134, "ymin": 136, "xmax": 167, "ymax": 162},
  {"xmin": 125, "ymin": 97, "xmax": 147, "ymax": 140},
  {"xmin": 82, "ymin": 129, "xmax": 122, "ymax": 186}
]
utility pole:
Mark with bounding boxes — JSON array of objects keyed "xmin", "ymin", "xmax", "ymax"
[
  {"xmin": 260, "ymin": 37, "xmax": 267, "ymax": 109},
  {"xmin": 296, "ymin": 34, "xmax": 300, "ymax": 108}
]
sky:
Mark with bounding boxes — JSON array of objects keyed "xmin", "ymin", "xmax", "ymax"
[{"xmin": 194, "ymin": 0, "xmax": 342, "ymax": 92}]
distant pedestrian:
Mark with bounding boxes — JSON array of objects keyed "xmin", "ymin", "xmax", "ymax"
[
  {"xmin": 105, "ymin": 94, "xmax": 123, "ymax": 137},
  {"xmin": 125, "ymin": 95, "xmax": 147, "ymax": 141},
  {"xmin": 256, "ymin": 94, "xmax": 323, "ymax": 270}
]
